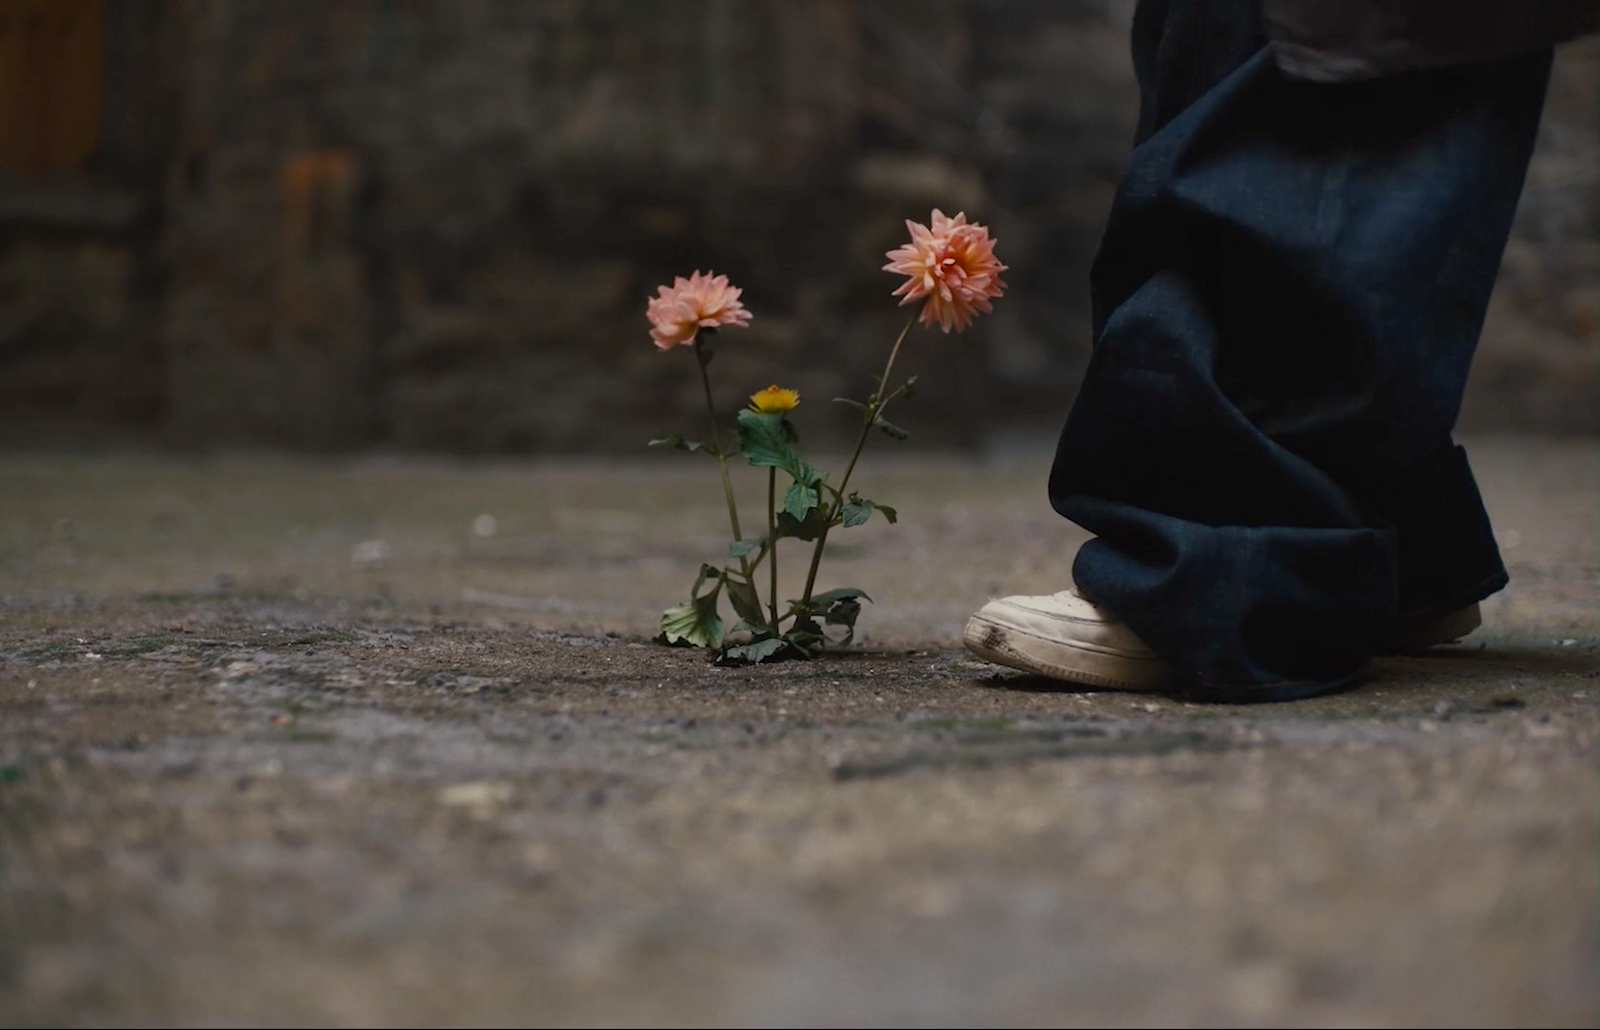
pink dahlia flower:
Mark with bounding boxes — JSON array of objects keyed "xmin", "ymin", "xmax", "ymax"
[
  {"xmin": 646, "ymin": 270, "xmax": 753, "ymax": 350},
  {"xmin": 883, "ymin": 209, "xmax": 1008, "ymax": 333}
]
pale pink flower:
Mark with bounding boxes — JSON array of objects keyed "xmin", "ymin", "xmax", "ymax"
[
  {"xmin": 883, "ymin": 209, "xmax": 1008, "ymax": 333},
  {"xmin": 646, "ymin": 270, "xmax": 753, "ymax": 350}
]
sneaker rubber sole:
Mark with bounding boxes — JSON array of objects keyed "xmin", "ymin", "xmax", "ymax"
[
  {"xmin": 962, "ymin": 611, "xmax": 1172, "ymax": 691},
  {"xmin": 1387, "ymin": 603, "xmax": 1482, "ymax": 653}
]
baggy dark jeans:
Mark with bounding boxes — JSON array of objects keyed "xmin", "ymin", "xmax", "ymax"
[{"xmin": 1047, "ymin": 0, "xmax": 1553, "ymax": 700}]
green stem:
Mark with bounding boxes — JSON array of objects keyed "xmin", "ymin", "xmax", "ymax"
[
  {"xmin": 695, "ymin": 337, "xmax": 743, "ymax": 543},
  {"xmin": 797, "ymin": 314, "xmax": 918, "ymax": 608},
  {"xmin": 692, "ymin": 335, "xmax": 756, "ymax": 594},
  {"xmin": 767, "ymin": 468, "xmax": 780, "ymax": 630}
]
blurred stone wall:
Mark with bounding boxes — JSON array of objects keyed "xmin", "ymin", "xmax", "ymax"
[
  {"xmin": 0, "ymin": 0, "xmax": 173, "ymax": 443},
  {"xmin": 0, "ymin": 1, "xmax": 1593, "ymax": 450},
  {"xmin": 1460, "ymin": 35, "xmax": 1599, "ymax": 433}
]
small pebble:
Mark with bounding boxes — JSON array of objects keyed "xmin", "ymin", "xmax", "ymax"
[{"xmin": 351, "ymin": 540, "xmax": 391, "ymax": 568}]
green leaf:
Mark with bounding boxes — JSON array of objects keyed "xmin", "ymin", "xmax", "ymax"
[
  {"xmin": 775, "ymin": 506, "xmax": 829, "ymax": 541},
  {"xmin": 691, "ymin": 563, "xmax": 722, "ymax": 599},
  {"xmin": 658, "ymin": 564, "xmax": 728, "ymax": 648},
  {"xmin": 825, "ymin": 598, "xmax": 862, "ymax": 628},
  {"xmin": 737, "ymin": 408, "xmax": 794, "ymax": 468},
  {"xmin": 784, "ymin": 620, "xmax": 826, "ymax": 657},
  {"xmin": 659, "ymin": 595, "xmax": 723, "ymax": 648},
  {"xmin": 784, "ymin": 483, "xmax": 819, "ymax": 523},
  {"xmin": 728, "ymin": 537, "xmax": 765, "ymax": 559},
  {"xmin": 874, "ymin": 417, "xmax": 909, "ymax": 441},
  {"xmin": 832, "ymin": 397, "xmax": 873, "ymax": 415},
  {"xmin": 721, "ymin": 637, "xmax": 790, "ymax": 664},
  {"xmin": 786, "ymin": 588, "xmax": 871, "ymax": 623},
  {"xmin": 737, "ymin": 409, "xmax": 817, "ymax": 486},
  {"xmin": 724, "ymin": 574, "xmax": 766, "ymax": 627},
  {"xmin": 902, "ymin": 375, "xmax": 918, "ymax": 399},
  {"xmin": 648, "ymin": 435, "xmax": 719, "ymax": 456},
  {"xmin": 840, "ymin": 495, "xmax": 898, "ymax": 528},
  {"xmin": 825, "ymin": 597, "xmax": 862, "ymax": 646},
  {"xmin": 811, "ymin": 587, "xmax": 871, "ymax": 606},
  {"xmin": 782, "ymin": 589, "xmax": 870, "ymax": 647}
]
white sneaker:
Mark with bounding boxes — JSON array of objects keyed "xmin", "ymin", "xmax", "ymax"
[
  {"xmin": 1388, "ymin": 602, "xmax": 1482, "ymax": 653},
  {"xmin": 962, "ymin": 588, "xmax": 1172, "ymax": 690}
]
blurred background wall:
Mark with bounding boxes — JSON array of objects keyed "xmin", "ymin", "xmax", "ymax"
[{"xmin": 0, "ymin": 0, "xmax": 1593, "ymax": 453}]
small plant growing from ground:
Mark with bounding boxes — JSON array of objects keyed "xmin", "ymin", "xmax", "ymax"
[{"xmin": 648, "ymin": 210, "xmax": 1007, "ymax": 662}]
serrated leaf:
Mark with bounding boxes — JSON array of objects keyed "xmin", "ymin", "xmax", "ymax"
[
  {"xmin": 724, "ymin": 575, "xmax": 766, "ymax": 627},
  {"xmin": 840, "ymin": 496, "xmax": 898, "ymax": 528},
  {"xmin": 784, "ymin": 620, "xmax": 826, "ymax": 657},
  {"xmin": 784, "ymin": 483, "xmax": 819, "ymax": 523},
  {"xmin": 874, "ymin": 417, "xmax": 909, "ymax": 441},
  {"xmin": 737, "ymin": 409, "xmax": 817, "ymax": 486},
  {"xmin": 691, "ymin": 563, "xmax": 723, "ymax": 600},
  {"xmin": 787, "ymin": 602, "xmax": 821, "ymax": 619},
  {"xmin": 825, "ymin": 598, "xmax": 862, "ymax": 628},
  {"xmin": 811, "ymin": 587, "xmax": 871, "ymax": 606},
  {"xmin": 721, "ymin": 637, "xmax": 790, "ymax": 664},
  {"xmin": 728, "ymin": 537, "xmax": 765, "ymax": 558},
  {"xmin": 658, "ymin": 563, "xmax": 735, "ymax": 648},
  {"xmin": 737, "ymin": 408, "xmax": 795, "ymax": 469},
  {"xmin": 775, "ymin": 506, "xmax": 829, "ymax": 541},
  {"xmin": 659, "ymin": 595, "xmax": 723, "ymax": 649},
  {"xmin": 648, "ymin": 435, "xmax": 718, "ymax": 456},
  {"xmin": 786, "ymin": 588, "xmax": 870, "ymax": 623},
  {"xmin": 823, "ymin": 594, "xmax": 863, "ymax": 646}
]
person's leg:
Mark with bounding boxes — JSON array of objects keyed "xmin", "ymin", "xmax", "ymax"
[{"xmin": 994, "ymin": 0, "xmax": 1550, "ymax": 700}]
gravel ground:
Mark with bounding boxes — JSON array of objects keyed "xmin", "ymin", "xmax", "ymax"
[{"xmin": 0, "ymin": 436, "xmax": 1594, "ymax": 1027}]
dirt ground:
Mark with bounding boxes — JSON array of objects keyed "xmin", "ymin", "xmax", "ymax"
[{"xmin": 1, "ymin": 436, "xmax": 1595, "ymax": 1027}]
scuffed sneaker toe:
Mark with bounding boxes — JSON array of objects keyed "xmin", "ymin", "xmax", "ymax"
[
  {"xmin": 962, "ymin": 589, "xmax": 1172, "ymax": 691},
  {"xmin": 1386, "ymin": 602, "xmax": 1483, "ymax": 653}
]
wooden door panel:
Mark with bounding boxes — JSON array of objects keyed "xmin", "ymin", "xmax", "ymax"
[{"xmin": 0, "ymin": 0, "xmax": 104, "ymax": 173}]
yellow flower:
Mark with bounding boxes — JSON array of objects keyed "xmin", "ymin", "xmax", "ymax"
[{"xmin": 749, "ymin": 384, "xmax": 800, "ymax": 414}]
